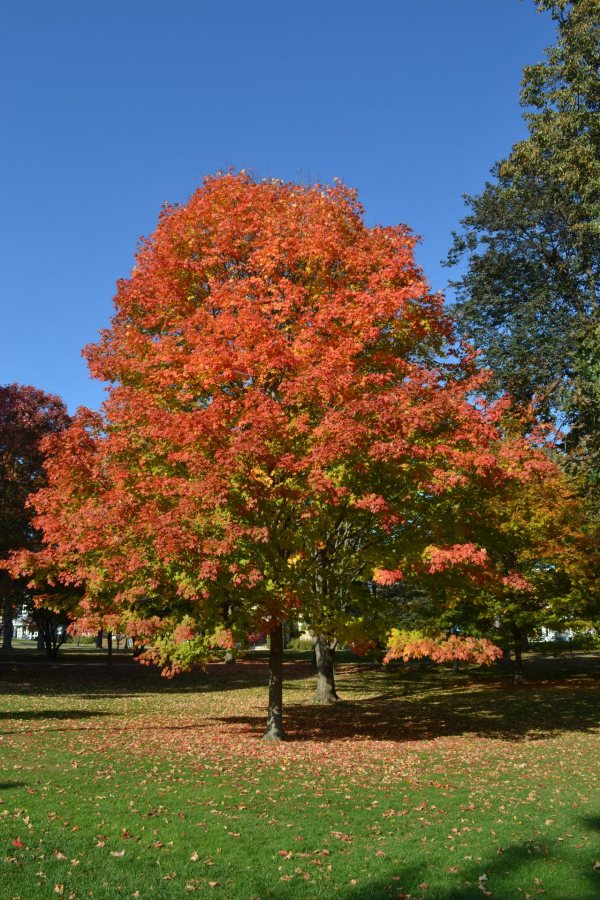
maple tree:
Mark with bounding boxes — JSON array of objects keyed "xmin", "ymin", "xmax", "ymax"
[
  {"xmin": 464, "ymin": 462, "xmax": 599, "ymax": 679},
  {"xmin": 399, "ymin": 449, "xmax": 599, "ymax": 680},
  {"xmin": 12, "ymin": 173, "xmax": 557, "ymax": 739},
  {"xmin": 0, "ymin": 384, "xmax": 69, "ymax": 650}
]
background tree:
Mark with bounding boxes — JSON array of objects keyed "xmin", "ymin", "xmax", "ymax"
[
  {"xmin": 15, "ymin": 174, "xmax": 553, "ymax": 740},
  {"xmin": 446, "ymin": 0, "xmax": 599, "ymax": 496},
  {"xmin": 0, "ymin": 384, "xmax": 69, "ymax": 650},
  {"xmin": 402, "ymin": 454, "xmax": 599, "ymax": 680},
  {"xmin": 473, "ymin": 463, "xmax": 599, "ymax": 679}
]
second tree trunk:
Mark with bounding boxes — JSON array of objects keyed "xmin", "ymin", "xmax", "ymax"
[
  {"xmin": 262, "ymin": 621, "xmax": 286, "ymax": 740},
  {"xmin": 313, "ymin": 636, "xmax": 339, "ymax": 704}
]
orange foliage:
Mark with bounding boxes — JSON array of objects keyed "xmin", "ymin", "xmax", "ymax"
[
  {"xmin": 384, "ymin": 630, "xmax": 503, "ymax": 666},
  {"xmin": 7, "ymin": 173, "xmax": 556, "ymax": 674}
]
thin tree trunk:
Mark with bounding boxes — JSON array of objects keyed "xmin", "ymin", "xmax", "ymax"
[
  {"xmin": 95, "ymin": 628, "xmax": 103, "ymax": 649},
  {"xmin": 512, "ymin": 625, "xmax": 526, "ymax": 683},
  {"xmin": 43, "ymin": 621, "xmax": 52, "ymax": 657},
  {"xmin": 2, "ymin": 597, "xmax": 13, "ymax": 651},
  {"xmin": 42, "ymin": 620, "xmax": 56, "ymax": 658},
  {"xmin": 1, "ymin": 572, "xmax": 13, "ymax": 652},
  {"xmin": 262, "ymin": 621, "xmax": 285, "ymax": 741},
  {"xmin": 224, "ymin": 649, "xmax": 236, "ymax": 665},
  {"xmin": 107, "ymin": 631, "xmax": 113, "ymax": 673},
  {"xmin": 313, "ymin": 636, "xmax": 339, "ymax": 704}
]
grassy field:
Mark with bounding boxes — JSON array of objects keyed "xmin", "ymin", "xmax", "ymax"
[{"xmin": 0, "ymin": 647, "xmax": 599, "ymax": 899}]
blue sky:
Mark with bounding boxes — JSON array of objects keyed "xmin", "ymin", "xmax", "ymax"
[{"xmin": 1, "ymin": 0, "xmax": 555, "ymax": 413}]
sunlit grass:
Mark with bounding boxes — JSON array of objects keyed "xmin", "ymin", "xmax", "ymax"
[{"xmin": 0, "ymin": 650, "xmax": 599, "ymax": 898}]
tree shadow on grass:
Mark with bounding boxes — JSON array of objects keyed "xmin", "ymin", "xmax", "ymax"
[
  {"xmin": 0, "ymin": 709, "xmax": 108, "ymax": 720},
  {"xmin": 0, "ymin": 708, "xmax": 109, "ymax": 734},
  {"xmin": 210, "ymin": 674, "xmax": 600, "ymax": 743},
  {"xmin": 0, "ymin": 657, "xmax": 311, "ymax": 699},
  {"xmin": 0, "ymin": 657, "xmax": 599, "ymax": 745},
  {"xmin": 336, "ymin": 838, "xmax": 600, "ymax": 899},
  {"xmin": 580, "ymin": 815, "xmax": 600, "ymax": 832},
  {"xmin": 0, "ymin": 782, "xmax": 25, "ymax": 791}
]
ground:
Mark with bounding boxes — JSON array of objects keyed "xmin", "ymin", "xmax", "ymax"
[{"xmin": 0, "ymin": 645, "xmax": 599, "ymax": 898}]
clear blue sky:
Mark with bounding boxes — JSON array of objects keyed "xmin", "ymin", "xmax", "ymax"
[{"xmin": 1, "ymin": 0, "xmax": 555, "ymax": 413}]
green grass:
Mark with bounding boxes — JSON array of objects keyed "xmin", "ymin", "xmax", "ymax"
[{"xmin": 0, "ymin": 649, "xmax": 599, "ymax": 898}]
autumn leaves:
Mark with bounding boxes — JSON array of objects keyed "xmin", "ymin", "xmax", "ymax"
[{"xmin": 5, "ymin": 174, "xmax": 596, "ymax": 737}]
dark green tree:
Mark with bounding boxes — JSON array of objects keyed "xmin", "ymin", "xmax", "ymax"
[{"xmin": 446, "ymin": 0, "xmax": 599, "ymax": 494}]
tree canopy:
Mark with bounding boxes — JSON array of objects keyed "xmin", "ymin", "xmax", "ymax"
[
  {"xmin": 446, "ymin": 0, "xmax": 599, "ymax": 495},
  {"xmin": 12, "ymin": 173, "xmax": 557, "ymax": 738},
  {"xmin": 0, "ymin": 383, "xmax": 69, "ymax": 649}
]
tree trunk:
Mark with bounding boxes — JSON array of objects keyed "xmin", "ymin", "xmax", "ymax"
[
  {"xmin": 224, "ymin": 649, "xmax": 236, "ymax": 665},
  {"xmin": 262, "ymin": 621, "xmax": 285, "ymax": 741},
  {"xmin": 313, "ymin": 636, "xmax": 339, "ymax": 704},
  {"xmin": 1, "ymin": 572, "xmax": 13, "ymax": 652},
  {"xmin": 512, "ymin": 625, "xmax": 526, "ymax": 683},
  {"xmin": 42, "ymin": 621, "xmax": 55, "ymax": 657},
  {"xmin": 2, "ymin": 597, "xmax": 13, "ymax": 652},
  {"xmin": 107, "ymin": 631, "xmax": 113, "ymax": 673},
  {"xmin": 43, "ymin": 621, "xmax": 53, "ymax": 657},
  {"xmin": 95, "ymin": 628, "xmax": 103, "ymax": 649}
]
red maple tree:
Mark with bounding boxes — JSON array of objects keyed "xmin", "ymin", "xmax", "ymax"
[
  {"xmin": 0, "ymin": 384, "xmax": 69, "ymax": 649},
  {"xmin": 11, "ymin": 174, "xmax": 550, "ymax": 738}
]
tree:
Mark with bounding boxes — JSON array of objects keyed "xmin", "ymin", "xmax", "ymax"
[
  {"xmin": 405, "ymin": 454, "xmax": 599, "ymax": 680},
  {"xmin": 33, "ymin": 605, "xmax": 71, "ymax": 658},
  {"xmin": 472, "ymin": 462, "xmax": 599, "ymax": 679},
  {"xmin": 571, "ymin": 322, "xmax": 600, "ymax": 507},
  {"xmin": 0, "ymin": 385, "xmax": 69, "ymax": 650},
  {"xmin": 15, "ymin": 173, "xmax": 550, "ymax": 739},
  {"xmin": 446, "ymin": 0, "xmax": 599, "ymax": 493}
]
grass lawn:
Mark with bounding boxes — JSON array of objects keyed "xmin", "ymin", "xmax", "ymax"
[{"xmin": 0, "ymin": 647, "xmax": 599, "ymax": 899}]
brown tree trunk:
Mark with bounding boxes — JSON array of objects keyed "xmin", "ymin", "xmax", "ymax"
[
  {"xmin": 313, "ymin": 636, "xmax": 339, "ymax": 704},
  {"xmin": 262, "ymin": 621, "xmax": 285, "ymax": 741},
  {"xmin": 107, "ymin": 631, "xmax": 113, "ymax": 673},
  {"xmin": 1, "ymin": 571, "xmax": 13, "ymax": 652},
  {"xmin": 512, "ymin": 625, "xmax": 526, "ymax": 683},
  {"xmin": 95, "ymin": 628, "xmax": 103, "ymax": 649},
  {"xmin": 2, "ymin": 594, "xmax": 13, "ymax": 652}
]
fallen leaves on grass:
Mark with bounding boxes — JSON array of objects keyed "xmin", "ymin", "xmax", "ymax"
[{"xmin": 331, "ymin": 831, "xmax": 352, "ymax": 842}]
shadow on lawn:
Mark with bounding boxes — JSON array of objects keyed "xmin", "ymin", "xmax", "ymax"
[
  {"xmin": 0, "ymin": 709, "xmax": 108, "ymax": 720},
  {"xmin": 0, "ymin": 657, "xmax": 310, "ymax": 698},
  {"xmin": 0, "ymin": 708, "xmax": 109, "ymax": 734},
  {"xmin": 211, "ymin": 674, "xmax": 600, "ymax": 743},
  {"xmin": 337, "ymin": 838, "xmax": 600, "ymax": 900},
  {"xmin": 1, "ymin": 656, "xmax": 599, "ymax": 744}
]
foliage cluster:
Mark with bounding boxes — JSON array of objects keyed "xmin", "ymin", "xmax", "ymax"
[{"xmin": 447, "ymin": 0, "xmax": 600, "ymax": 496}]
